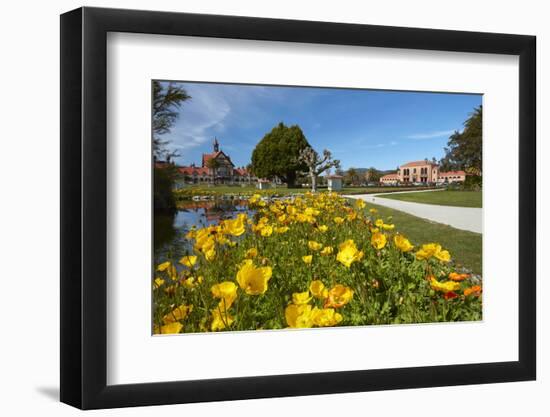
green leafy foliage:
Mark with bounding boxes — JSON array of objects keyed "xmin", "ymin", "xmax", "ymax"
[
  {"xmin": 251, "ymin": 122, "xmax": 310, "ymax": 186},
  {"xmin": 440, "ymin": 106, "xmax": 482, "ymax": 173}
]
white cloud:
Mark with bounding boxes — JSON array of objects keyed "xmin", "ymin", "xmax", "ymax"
[
  {"xmin": 406, "ymin": 129, "xmax": 455, "ymax": 140},
  {"xmin": 163, "ymin": 84, "xmax": 232, "ymax": 152}
]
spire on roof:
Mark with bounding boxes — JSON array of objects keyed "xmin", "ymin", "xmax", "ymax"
[{"xmin": 213, "ymin": 137, "xmax": 219, "ymax": 152}]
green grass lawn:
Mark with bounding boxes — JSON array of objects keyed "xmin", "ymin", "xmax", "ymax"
[
  {"xmin": 381, "ymin": 190, "xmax": 482, "ymax": 208},
  {"xmin": 370, "ymin": 202, "xmax": 482, "ymax": 275},
  {"xmin": 177, "ymin": 185, "xmax": 435, "ymax": 197}
]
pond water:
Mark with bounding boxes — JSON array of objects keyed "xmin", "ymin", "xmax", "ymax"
[{"xmin": 154, "ymin": 200, "xmax": 252, "ymax": 264}]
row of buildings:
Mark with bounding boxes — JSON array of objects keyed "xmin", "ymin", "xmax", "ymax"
[
  {"xmin": 165, "ymin": 139, "xmax": 258, "ymax": 186},
  {"xmin": 158, "ymin": 140, "xmax": 466, "ymax": 188},
  {"xmin": 380, "ymin": 160, "xmax": 466, "ymax": 185}
]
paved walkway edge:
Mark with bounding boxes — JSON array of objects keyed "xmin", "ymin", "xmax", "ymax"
[{"xmin": 345, "ymin": 193, "xmax": 482, "ymax": 234}]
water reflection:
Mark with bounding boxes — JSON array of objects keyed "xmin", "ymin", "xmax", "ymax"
[{"xmin": 154, "ymin": 200, "xmax": 252, "ymax": 264}]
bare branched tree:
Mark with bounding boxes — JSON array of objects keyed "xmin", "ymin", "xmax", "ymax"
[{"xmin": 297, "ymin": 147, "xmax": 340, "ymax": 192}]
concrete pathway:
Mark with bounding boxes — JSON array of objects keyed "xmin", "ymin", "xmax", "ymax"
[{"xmin": 345, "ymin": 192, "xmax": 482, "ymax": 233}]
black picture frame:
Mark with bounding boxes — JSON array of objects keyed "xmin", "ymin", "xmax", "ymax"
[{"xmin": 60, "ymin": 6, "xmax": 536, "ymax": 410}]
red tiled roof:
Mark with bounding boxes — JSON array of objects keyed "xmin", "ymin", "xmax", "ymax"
[
  {"xmin": 400, "ymin": 160, "xmax": 438, "ymax": 168},
  {"xmin": 234, "ymin": 168, "xmax": 250, "ymax": 176},
  {"xmin": 178, "ymin": 166, "xmax": 210, "ymax": 176},
  {"xmin": 439, "ymin": 170, "xmax": 466, "ymax": 177},
  {"xmin": 381, "ymin": 173, "xmax": 399, "ymax": 180},
  {"xmin": 201, "ymin": 151, "xmax": 234, "ymax": 167}
]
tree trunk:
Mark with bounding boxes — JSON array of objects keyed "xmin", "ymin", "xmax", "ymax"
[
  {"xmin": 311, "ymin": 173, "xmax": 317, "ymax": 192},
  {"xmin": 286, "ymin": 171, "xmax": 296, "ymax": 188}
]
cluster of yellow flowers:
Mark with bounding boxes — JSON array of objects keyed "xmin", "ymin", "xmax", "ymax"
[
  {"xmin": 153, "ymin": 192, "xmax": 482, "ymax": 334},
  {"xmin": 285, "ymin": 281, "xmax": 354, "ymax": 328}
]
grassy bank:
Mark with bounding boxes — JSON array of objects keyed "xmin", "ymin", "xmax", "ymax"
[
  {"xmin": 368, "ymin": 202, "xmax": 482, "ymax": 274},
  {"xmin": 381, "ymin": 190, "xmax": 482, "ymax": 208},
  {"xmin": 173, "ymin": 185, "xmax": 436, "ymax": 200}
]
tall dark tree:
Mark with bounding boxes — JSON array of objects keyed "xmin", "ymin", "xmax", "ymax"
[
  {"xmin": 152, "ymin": 81, "xmax": 190, "ymax": 211},
  {"xmin": 152, "ymin": 81, "xmax": 191, "ymax": 160},
  {"xmin": 440, "ymin": 106, "xmax": 482, "ymax": 173},
  {"xmin": 251, "ymin": 122, "xmax": 310, "ymax": 187}
]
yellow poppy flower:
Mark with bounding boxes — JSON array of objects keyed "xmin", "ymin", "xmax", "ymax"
[
  {"xmin": 248, "ymin": 194, "xmax": 261, "ymax": 204},
  {"xmin": 211, "ymin": 308, "xmax": 234, "ymax": 331},
  {"xmin": 369, "ymin": 208, "xmax": 378, "ymax": 215},
  {"xmin": 182, "ymin": 277, "xmax": 196, "ymax": 288},
  {"xmin": 211, "ymin": 281, "xmax": 238, "ymax": 308},
  {"xmin": 260, "ymin": 224, "xmax": 273, "ymax": 237},
  {"xmin": 415, "ymin": 243, "xmax": 451, "ymax": 262},
  {"xmin": 204, "ymin": 248, "xmax": 216, "ymax": 262},
  {"xmin": 277, "ymin": 214, "xmax": 287, "ymax": 223},
  {"xmin": 371, "ymin": 232, "xmax": 387, "ymax": 250},
  {"xmin": 179, "ymin": 255, "xmax": 197, "ymax": 268},
  {"xmin": 245, "ymin": 248, "xmax": 258, "ymax": 259},
  {"xmin": 311, "ymin": 307, "xmax": 343, "ymax": 327},
  {"xmin": 317, "ymin": 225, "xmax": 329, "ymax": 233},
  {"xmin": 347, "ymin": 212, "xmax": 358, "ymax": 221},
  {"xmin": 415, "ymin": 243, "xmax": 442, "ymax": 260},
  {"xmin": 435, "ymin": 249, "xmax": 451, "ymax": 263},
  {"xmin": 195, "ymin": 235, "xmax": 215, "ymax": 253},
  {"xmin": 375, "ymin": 219, "xmax": 384, "ymax": 227},
  {"xmin": 285, "ymin": 304, "xmax": 313, "ymax": 328},
  {"xmin": 292, "ymin": 291, "xmax": 313, "ymax": 305},
  {"xmin": 156, "ymin": 261, "xmax": 171, "ymax": 272},
  {"xmin": 162, "ymin": 304, "xmax": 193, "ymax": 324},
  {"xmin": 334, "ymin": 216, "xmax": 345, "ymax": 224},
  {"xmin": 430, "ymin": 277, "xmax": 460, "ymax": 293},
  {"xmin": 309, "ymin": 280, "xmax": 329, "ymax": 299},
  {"xmin": 236, "ymin": 260, "xmax": 273, "ymax": 295},
  {"xmin": 325, "ymin": 284, "xmax": 354, "ymax": 308},
  {"xmin": 394, "ymin": 235, "xmax": 414, "ymax": 252},
  {"xmin": 336, "ymin": 239, "xmax": 364, "ymax": 267},
  {"xmin": 155, "ymin": 322, "xmax": 183, "ymax": 335},
  {"xmin": 355, "ymin": 199, "xmax": 366, "ymax": 209},
  {"xmin": 320, "ymin": 246, "xmax": 334, "ymax": 256},
  {"xmin": 382, "ymin": 223, "xmax": 395, "ymax": 230},
  {"xmin": 222, "ymin": 217, "xmax": 246, "ymax": 237},
  {"xmin": 302, "ymin": 255, "xmax": 313, "ymax": 265},
  {"xmin": 153, "ymin": 277, "xmax": 165, "ymax": 289},
  {"xmin": 308, "ymin": 241, "xmax": 323, "ymax": 251},
  {"xmin": 275, "ymin": 226, "xmax": 289, "ymax": 234}
]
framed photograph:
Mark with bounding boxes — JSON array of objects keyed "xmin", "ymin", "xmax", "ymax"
[{"xmin": 60, "ymin": 6, "xmax": 536, "ymax": 409}]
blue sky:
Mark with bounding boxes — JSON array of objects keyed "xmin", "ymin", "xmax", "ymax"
[{"xmin": 158, "ymin": 81, "xmax": 481, "ymax": 171}]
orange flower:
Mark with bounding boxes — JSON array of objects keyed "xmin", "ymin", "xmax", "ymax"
[
  {"xmin": 449, "ymin": 272, "xmax": 470, "ymax": 281},
  {"xmin": 324, "ymin": 284, "xmax": 354, "ymax": 308},
  {"xmin": 464, "ymin": 285, "xmax": 482, "ymax": 297}
]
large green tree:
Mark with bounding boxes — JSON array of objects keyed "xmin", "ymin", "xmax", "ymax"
[
  {"xmin": 440, "ymin": 106, "xmax": 482, "ymax": 173},
  {"xmin": 251, "ymin": 122, "xmax": 310, "ymax": 187}
]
